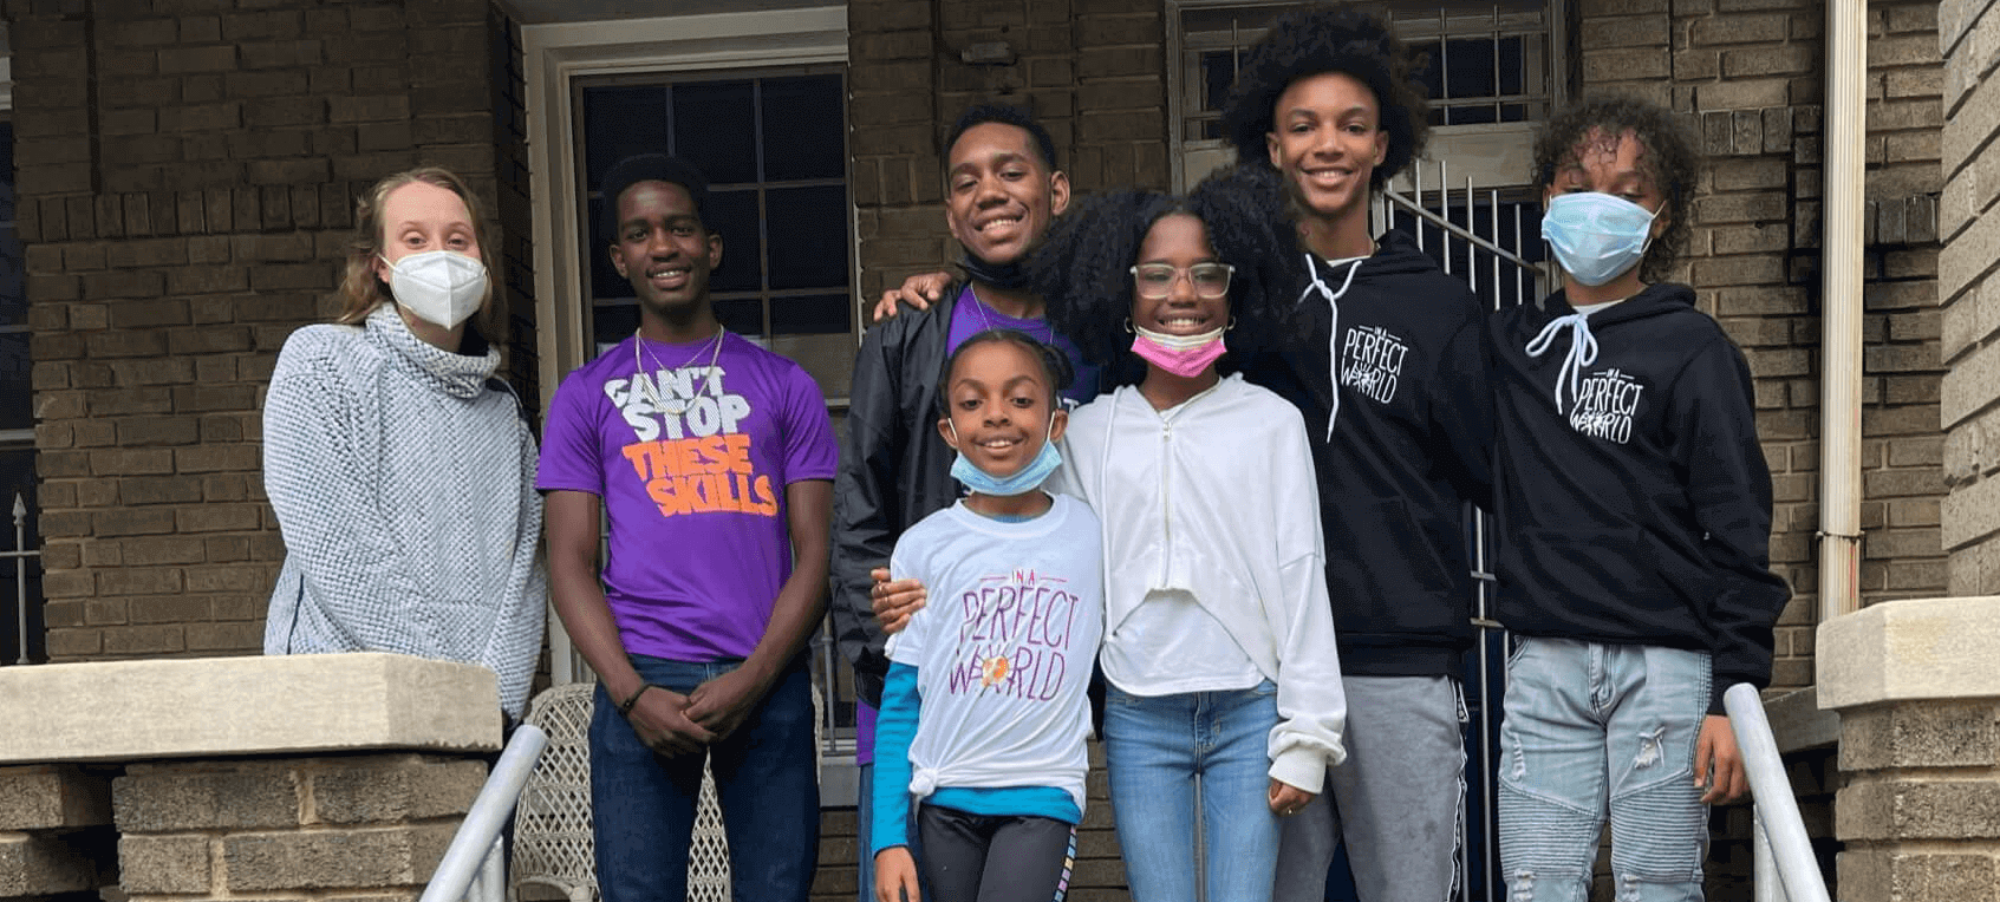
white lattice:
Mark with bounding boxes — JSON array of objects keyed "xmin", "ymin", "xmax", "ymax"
[
  {"xmin": 512, "ymin": 683, "xmax": 598, "ymax": 902},
  {"xmin": 510, "ymin": 681, "xmax": 824, "ymax": 902}
]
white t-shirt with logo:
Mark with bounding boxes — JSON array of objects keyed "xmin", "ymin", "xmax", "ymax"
[{"xmin": 885, "ymin": 493, "xmax": 1105, "ymax": 813}]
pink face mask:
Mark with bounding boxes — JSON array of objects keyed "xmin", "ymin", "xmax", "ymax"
[{"xmin": 1130, "ymin": 325, "xmax": 1227, "ymax": 378}]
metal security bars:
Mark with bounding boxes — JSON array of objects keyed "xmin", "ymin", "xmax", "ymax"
[
  {"xmin": 4, "ymin": 492, "xmax": 37, "ymax": 666},
  {"xmin": 1375, "ymin": 155, "xmax": 1547, "ymax": 902}
]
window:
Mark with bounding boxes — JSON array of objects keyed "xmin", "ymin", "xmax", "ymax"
[
  {"xmin": 574, "ymin": 69, "xmax": 856, "ymax": 395},
  {"xmin": 0, "ymin": 115, "xmax": 42, "ymax": 666},
  {"xmin": 1168, "ymin": 0, "xmax": 1559, "ymax": 194}
]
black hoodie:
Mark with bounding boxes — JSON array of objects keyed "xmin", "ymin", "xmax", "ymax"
[
  {"xmin": 1239, "ymin": 229, "xmax": 1492, "ymax": 678},
  {"xmin": 1488, "ymin": 283, "xmax": 1791, "ymax": 712}
]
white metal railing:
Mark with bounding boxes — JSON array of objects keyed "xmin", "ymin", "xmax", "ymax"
[
  {"xmin": 6, "ymin": 492, "xmax": 39, "ymax": 665},
  {"xmin": 421, "ymin": 724, "xmax": 551, "ymax": 902},
  {"xmin": 1724, "ymin": 683, "xmax": 1833, "ymax": 902}
]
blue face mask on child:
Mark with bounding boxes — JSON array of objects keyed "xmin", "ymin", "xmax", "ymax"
[
  {"xmin": 947, "ymin": 415, "xmax": 1063, "ymax": 497},
  {"xmin": 1541, "ymin": 192, "xmax": 1657, "ymax": 287}
]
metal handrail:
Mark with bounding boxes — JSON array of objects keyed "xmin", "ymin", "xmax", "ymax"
[
  {"xmin": 421, "ymin": 724, "xmax": 551, "ymax": 902},
  {"xmin": 1723, "ymin": 683, "xmax": 1832, "ymax": 902}
]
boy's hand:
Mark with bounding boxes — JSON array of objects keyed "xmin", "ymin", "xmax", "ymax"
[
  {"xmin": 871, "ymin": 271, "xmax": 952, "ymax": 322},
  {"xmin": 683, "ymin": 666, "xmax": 773, "ymax": 742},
  {"xmin": 870, "ymin": 567, "xmax": 929, "ymax": 635},
  {"xmin": 625, "ymin": 686, "xmax": 714, "ymax": 757},
  {"xmin": 1268, "ymin": 779, "xmax": 1315, "ymax": 817},
  {"xmin": 1694, "ymin": 714, "xmax": 1748, "ymax": 805},
  {"xmin": 874, "ymin": 846, "xmax": 921, "ymax": 902}
]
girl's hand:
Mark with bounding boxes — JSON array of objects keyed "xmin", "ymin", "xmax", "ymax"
[
  {"xmin": 874, "ymin": 846, "xmax": 921, "ymax": 902},
  {"xmin": 870, "ymin": 567, "xmax": 929, "ymax": 635},
  {"xmin": 1268, "ymin": 778, "xmax": 1315, "ymax": 817}
]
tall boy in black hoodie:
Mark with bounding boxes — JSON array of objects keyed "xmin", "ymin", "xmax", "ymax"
[
  {"xmin": 1488, "ymin": 97, "xmax": 1790, "ymax": 902},
  {"xmin": 1220, "ymin": 8, "xmax": 1491, "ymax": 902}
]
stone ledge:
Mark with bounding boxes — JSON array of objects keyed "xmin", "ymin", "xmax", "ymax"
[
  {"xmin": 1818, "ymin": 596, "xmax": 2000, "ymax": 710},
  {"xmin": 1766, "ymin": 686, "xmax": 1841, "ymax": 754},
  {"xmin": 0, "ymin": 654, "xmax": 501, "ymax": 765}
]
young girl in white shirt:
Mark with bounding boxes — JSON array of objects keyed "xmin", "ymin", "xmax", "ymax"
[
  {"xmin": 871, "ymin": 330, "xmax": 1105, "ymax": 902},
  {"xmin": 1034, "ymin": 182, "xmax": 1349, "ymax": 902}
]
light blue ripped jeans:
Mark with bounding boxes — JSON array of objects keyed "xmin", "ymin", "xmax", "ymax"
[{"xmin": 1498, "ymin": 638, "xmax": 1712, "ymax": 902}]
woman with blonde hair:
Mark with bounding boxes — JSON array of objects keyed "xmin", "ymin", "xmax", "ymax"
[{"xmin": 263, "ymin": 166, "xmax": 547, "ymax": 722}]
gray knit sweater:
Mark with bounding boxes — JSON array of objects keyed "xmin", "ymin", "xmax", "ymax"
[{"xmin": 263, "ymin": 305, "xmax": 547, "ymax": 720}]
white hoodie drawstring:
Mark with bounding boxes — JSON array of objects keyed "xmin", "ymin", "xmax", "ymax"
[
  {"xmin": 1524, "ymin": 313, "xmax": 1599, "ymax": 415},
  {"xmin": 1297, "ymin": 253, "xmax": 1366, "ymax": 441}
]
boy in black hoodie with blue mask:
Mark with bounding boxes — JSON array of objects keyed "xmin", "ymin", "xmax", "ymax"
[{"xmin": 1488, "ymin": 96, "xmax": 1791, "ymax": 902}]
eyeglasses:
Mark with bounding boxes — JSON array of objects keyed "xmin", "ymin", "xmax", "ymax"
[{"xmin": 1129, "ymin": 262, "xmax": 1235, "ymax": 299}]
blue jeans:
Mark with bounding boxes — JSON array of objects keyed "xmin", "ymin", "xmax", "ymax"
[
  {"xmin": 590, "ymin": 655, "xmax": 819, "ymax": 902},
  {"xmin": 1498, "ymin": 638, "xmax": 1711, "ymax": 902},
  {"xmin": 1104, "ymin": 682, "xmax": 1281, "ymax": 902}
]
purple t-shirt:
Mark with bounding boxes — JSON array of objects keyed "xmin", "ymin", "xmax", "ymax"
[
  {"xmin": 538, "ymin": 331, "xmax": 837, "ymax": 662},
  {"xmin": 945, "ymin": 285, "xmax": 1102, "ymax": 405}
]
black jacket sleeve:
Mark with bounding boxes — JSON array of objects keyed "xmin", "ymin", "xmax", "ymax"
[
  {"xmin": 1430, "ymin": 311, "xmax": 1494, "ymax": 511},
  {"xmin": 829, "ymin": 323, "xmax": 907, "ymax": 708},
  {"xmin": 1669, "ymin": 336, "xmax": 1793, "ymax": 714}
]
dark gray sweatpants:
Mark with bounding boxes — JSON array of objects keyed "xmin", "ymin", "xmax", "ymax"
[{"xmin": 1275, "ymin": 675, "xmax": 1467, "ymax": 902}]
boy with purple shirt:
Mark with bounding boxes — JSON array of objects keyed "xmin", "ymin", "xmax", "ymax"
[{"xmin": 540, "ymin": 153, "xmax": 836, "ymax": 902}]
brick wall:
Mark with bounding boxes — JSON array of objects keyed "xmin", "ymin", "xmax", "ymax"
[
  {"xmin": 1940, "ymin": 0, "xmax": 2000, "ymax": 589},
  {"xmin": 5, "ymin": 0, "xmax": 536, "ymax": 662}
]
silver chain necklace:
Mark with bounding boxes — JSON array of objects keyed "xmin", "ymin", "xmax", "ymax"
[
  {"xmin": 969, "ymin": 284, "xmax": 1054, "ymax": 344},
  {"xmin": 632, "ymin": 326, "xmax": 725, "ymax": 413}
]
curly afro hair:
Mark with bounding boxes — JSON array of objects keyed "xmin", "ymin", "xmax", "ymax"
[
  {"xmin": 1221, "ymin": 3, "xmax": 1430, "ymax": 188},
  {"xmin": 1532, "ymin": 95, "xmax": 1703, "ymax": 285},
  {"xmin": 1030, "ymin": 167, "xmax": 1302, "ymax": 389}
]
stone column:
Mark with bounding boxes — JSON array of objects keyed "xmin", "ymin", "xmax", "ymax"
[
  {"xmin": 1819, "ymin": 596, "xmax": 2000, "ymax": 897},
  {"xmin": 0, "ymin": 653, "xmax": 503, "ymax": 901}
]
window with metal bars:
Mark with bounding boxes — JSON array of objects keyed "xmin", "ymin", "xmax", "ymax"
[
  {"xmin": 0, "ymin": 116, "xmax": 43, "ymax": 666},
  {"xmin": 1167, "ymin": 0, "xmax": 1557, "ymax": 192}
]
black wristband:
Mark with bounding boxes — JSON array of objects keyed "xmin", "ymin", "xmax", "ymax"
[{"xmin": 618, "ymin": 683, "xmax": 656, "ymax": 716}]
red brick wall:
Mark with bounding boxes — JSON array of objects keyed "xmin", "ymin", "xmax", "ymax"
[{"xmin": 7, "ymin": 0, "xmax": 536, "ymax": 662}]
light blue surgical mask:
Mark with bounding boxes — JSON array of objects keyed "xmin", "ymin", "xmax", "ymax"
[
  {"xmin": 947, "ymin": 415, "xmax": 1063, "ymax": 497},
  {"xmin": 1541, "ymin": 192, "xmax": 1658, "ymax": 287}
]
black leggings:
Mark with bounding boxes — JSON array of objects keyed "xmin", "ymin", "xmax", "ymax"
[{"xmin": 916, "ymin": 803, "xmax": 1076, "ymax": 902}]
